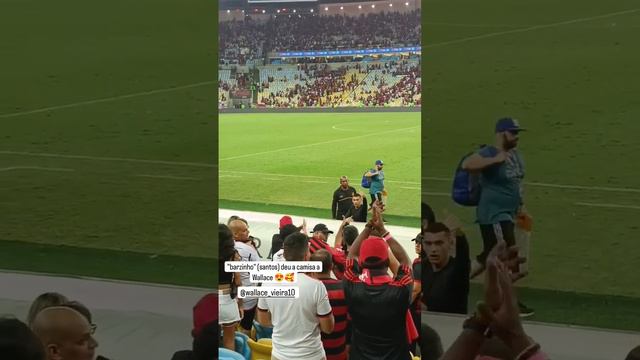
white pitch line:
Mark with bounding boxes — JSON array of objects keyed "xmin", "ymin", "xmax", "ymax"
[
  {"xmin": 134, "ymin": 174, "xmax": 201, "ymax": 181},
  {"xmin": 400, "ymin": 186, "xmax": 421, "ymax": 190},
  {"xmin": 425, "ymin": 8, "xmax": 640, "ymax": 49},
  {"xmin": 219, "ymin": 125, "xmax": 419, "ymax": 161},
  {"xmin": 425, "ymin": 22, "xmax": 527, "ymax": 28},
  {"xmin": 302, "ymin": 180, "xmax": 329, "ymax": 184},
  {"xmin": 527, "ymin": 181, "xmax": 640, "ymax": 194},
  {"xmin": 0, "ymin": 151, "xmax": 216, "ymax": 168},
  {"xmin": 422, "ymin": 175, "xmax": 640, "ymax": 194},
  {"xmin": 331, "ymin": 124, "xmax": 360, "ymax": 132},
  {"xmin": 0, "ymin": 166, "xmax": 74, "ymax": 172},
  {"xmin": 219, "ymin": 170, "xmax": 420, "ymax": 185},
  {"xmin": 0, "ymin": 81, "xmax": 216, "ymax": 119},
  {"xmin": 575, "ymin": 202, "xmax": 640, "ymax": 210}
]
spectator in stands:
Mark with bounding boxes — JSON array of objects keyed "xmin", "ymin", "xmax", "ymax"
[
  {"xmin": 309, "ymin": 223, "xmax": 333, "ymax": 247},
  {"xmin": 310, "ymin": 223, "xmax": 348, "ymax": 280},
  {"xmin": 332, "ymin": 176, "xmax": 357, "ymax": 220},
  {"xmin": 192, "ymin": 322, "xmax": 217, "ymax": 360},
  {"xmin": 344, "ymin": 193, "xmax": 368, "ymax": 222},
  {"xmin": 421, "ymin": 222, "xmax": 470, "ymax": 315},
  {"xmin": 272, "ymin": 223, "xmax": 303, "ymax": 262},
  {"xmin": 269, "ymin": 216, "xmax": 293, "ymax": 259},
  {"xmin": 31, "ymin": 307, "xmax": 98, "ymax": 360},
  {"xmin": 334, "ymin": 219, "xmax": 360, "ymax": 256},
  {"xmin": 343, "ymin": 202, "xmax": 415, "ymax": 360},
  {"xmin": 218, "ymin": 224, "xmax": 243, "ymax": 349},
  {"xmin": 257, "ymin": 232, "xmax": 335, "ymax": 360},
  {"xmin": 0, "ymin": 317, "xmax": 44, "ymax": 360},
  {"xmin": 440, "ymin": 242, "xmax": 547, "ymax": 360},
  {"xmin": 61, "ymin": 301, "xmax": 111, "ymax": 360},
  {"xmin": 267, "ymin": 215, "xmax": 307, "ymax": 259},
  {"xmin": 229, "ymin": 219, "xmax": 260, "ymax": 336},
  {"xmin": 311, "ymin": 249, "xmax": 349, "ymax": 360},
  {"xmin": 171, "ymin": 293, "xmax": 218, "ymax": 360},
  {"xmin": 27, "ymin": 293, "xmax": 69, "ymax": 327}
]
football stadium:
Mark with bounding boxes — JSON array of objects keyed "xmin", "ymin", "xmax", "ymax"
[
  {"xmin": 218, "ymin": 1, "xmax": 425, "ymax": 359},
  {"xmin": 0, "ymin": 1, "xmax": 215, "ymax": 358}
]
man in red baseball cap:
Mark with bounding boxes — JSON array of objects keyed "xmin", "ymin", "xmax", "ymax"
[{"xmin": 343, "ymin": 201, "xmax": 415, "ymax": 360}]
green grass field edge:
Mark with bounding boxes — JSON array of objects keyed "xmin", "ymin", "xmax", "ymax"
[
  {"xmin": 0, "ymin": 240, "xmax": 215, "ymax": 289},
  {"xmin": 219, "ymin": 199, "xmax": 421, "ymax": 228}
]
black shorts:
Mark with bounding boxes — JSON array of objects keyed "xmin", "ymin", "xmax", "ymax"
[
  {"xmin": 239, "ymin": 305, "xmax": 257, "ymax": 331},
  {"xmin": 477, "ymin": 221, "xmax": 515, "ymax": 264}
]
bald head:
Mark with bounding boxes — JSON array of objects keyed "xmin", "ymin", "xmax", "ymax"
[
  {"xmin": 32, "ymin": 307, "xmax": 97, "ymax": 360},
  {"xmin": 229, "ymin": 220, "xmax": 249, "ymax": 242}
]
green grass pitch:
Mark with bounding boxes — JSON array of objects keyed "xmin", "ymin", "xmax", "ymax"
[
  {"xmin": 0, "ymin": 0, "xmax": 216, "ymax": 287},
  {"xmin": 422, "ymin": 0, "xmax": 640, "ymax": 328},
  {"xmin": 219, "ymin": 112, "xmax": 421, "ymax": 223}
]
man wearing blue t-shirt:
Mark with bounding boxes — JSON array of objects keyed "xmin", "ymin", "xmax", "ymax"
[
  {"xmin": 366, "ymin": 160, "xmax": 385, "ymax": 205},
  {"xmin": 462, "ymin": 117, "xmax": 533, "ymax": 317}
]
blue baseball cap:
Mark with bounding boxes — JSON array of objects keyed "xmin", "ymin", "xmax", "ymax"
[
  {"xmin": 375, "ymin": 160, "xmax": 384, "ymax": 165},
  {"xmin": 495, "ymin": 117, "xmax": 526, "ymax": 133}
]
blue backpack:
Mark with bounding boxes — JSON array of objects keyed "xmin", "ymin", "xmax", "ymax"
[
  {"xmin": 361, "ymin": 169, "xmax": 372, "ymax": 188},
  {"xmin": 452, "ymin": 146, "xmax": 486, "ymax": 206}
]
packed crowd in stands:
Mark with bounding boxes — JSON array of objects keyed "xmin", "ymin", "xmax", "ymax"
[
  {"xmin": 218, "ymin": 18, "xmax": 266, "ymax": 65},
  {"xmin": 265, "ymin": 10, "xmax": 421, "ymax": 52},
  {"xmin": 218, "ymin": 10, "xmax": 420, "ymax": 65},
  {"xmin": 256, "ymin": 60, "xmax": 420, "ymax": 108}
]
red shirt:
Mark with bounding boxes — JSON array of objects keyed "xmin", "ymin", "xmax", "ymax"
[
  {"xmin": 309, "ymin": 236, "xmax": 347, "ymax": 280},
  {"xmin": 319, "ymin": 278, "xmax": 348, "ymax": 360}
]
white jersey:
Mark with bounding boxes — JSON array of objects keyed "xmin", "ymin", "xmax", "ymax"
[{"xmin": 235, "ymin": 241, "xmax": 260, "ymax": 309}]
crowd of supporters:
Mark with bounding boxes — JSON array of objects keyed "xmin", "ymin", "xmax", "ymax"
[
  {"xmin": 218, "ymin": 18, "xmax": 266, "ymax": 65},
  {"xmin": 265, "ymin": 10, "xmax": 421, "ymax": 52},
  {"xmin": 256, "ymin": 60, "xmax": 420, "ymax": 108},
  {"xmin": 218, "ymin": 10, "xmax": 420, "ymax": 65}
]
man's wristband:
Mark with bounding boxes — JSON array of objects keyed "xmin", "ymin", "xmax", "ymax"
[{"xmin": 382, "ymin": 232, "xmax": 392, "ymax": 241}]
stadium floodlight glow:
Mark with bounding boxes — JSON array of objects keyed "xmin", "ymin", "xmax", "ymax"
[
  {"xmin": 277, "ymin": 9, "xmax": 280, "ymax": 13},
  {"xmin": 293, "ymin": 9, "xmax": 296, "ymax": 12},
  {"xmin": 358, "ymin": 5, "xmax": 362, "ymax": 9},
  {"xmin": 389, "ymin": 3, "xmax": 392, "ymax": 6},
  {"xmin": 340, "ymin": 6, "xmax": 344, "ymax": 10},
  {"xmin": 405, "ymin": 1, "xmax": 409, "ymax": 5},
  {"xmin": 262, "ymin": 9, "xmax": 266, "ymax": 13},
  {"xmin": 310, "ymin": 8, "xmax": 314, "ymax": 12},
  {"xmin": 371, "ymin": 4, "xmax": 375, "ymax": 8},
  {"xmin": 324, "ymin": 6, "xmax": 328, "ymax": 11},
  {"xmin": 226, "ymin": 9, "xmax": 230, "ymax": 13}
]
